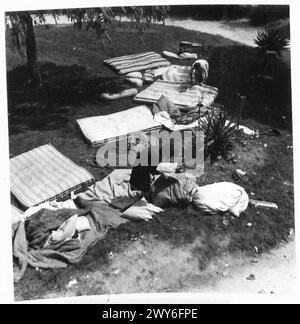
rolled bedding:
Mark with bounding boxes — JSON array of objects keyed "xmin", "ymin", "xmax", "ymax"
[
  {"xmin": 125, "ymin": 77, "xmax": 143, "ymax": 87},
  {"xmin": 125, "ymin": 72, "xmax": 143, "ymax": 79},
  {"xmin": 100, "ymin": 88, "xmax": 138, "ymax": 101},
  {"xmin": 192, "ymin": 182, "xmax": 249, "ymax": 217},
  {"xmin": 179, "ymin": 52, "xmax": 198, "ymax": 60}
]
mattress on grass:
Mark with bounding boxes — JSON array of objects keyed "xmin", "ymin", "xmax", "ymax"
[
  {"xmin": 10, "ymin": 144, "xmax": 94, "ymax": 208},
  {"xmin": 77, "ymin": 105, "xmax": 162, "ymax": 147},
  {"xmin": 104, "ymin": 51, "xmax": 171, "ymax": 75},
  {"xmin": 134, "ymin": 80, "xmax": 219, "ymax": 108}
]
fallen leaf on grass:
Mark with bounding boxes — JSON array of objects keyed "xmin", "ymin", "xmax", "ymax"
[
  {"xmin": 66, "ymin": 279, "xmax": 78, "ymax": 288},
  {"xmin": 246, "ymin": 274, "xmax": 256, "ymax": 281}
]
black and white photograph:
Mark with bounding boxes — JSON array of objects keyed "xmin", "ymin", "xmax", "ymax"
[{"xmin": 0, "ymin": 0, "xmax": 298, "ymax": 304}]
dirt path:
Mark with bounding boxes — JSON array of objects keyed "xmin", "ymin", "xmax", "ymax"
[
  {"xmin": 164, "ymin": 18, "xmax": 259, "ymax": 47},
  {"xmin": 187, "ymin": 238, "xmax": 296, "ymax": 294}
]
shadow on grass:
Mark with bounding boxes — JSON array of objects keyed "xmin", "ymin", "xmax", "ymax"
[
  {"xmin": 206, "ymin": 45, "xmax": 292, "ymax": 132},
  {"xmin": 7, "ymin": 45, "xmax": 292, "ymax": 137},
  {"xmin": 7, "ymin": 62, "xmax": 127, "ymax": 134}
]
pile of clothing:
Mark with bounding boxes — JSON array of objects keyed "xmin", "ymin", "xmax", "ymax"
[
  {"xmin": 12, "ymin": 197, "xmax": 127, "ymax": 282},
  {"xmin": 12, "ymin": 169, "xmax": 160, "ymax": 282},
  {"xmin": 12, "ymin": 167, "xmax": 249, "ymax": 282}
]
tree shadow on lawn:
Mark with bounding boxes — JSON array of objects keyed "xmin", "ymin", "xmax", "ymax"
[
  {"xmin": 7, "ymin": 45, "xmax": 293, "ymax": 137},
  {"xmin": 206, "ymin": 45, "xmax": 292, "ymax": 132},
  {"xmin": 7, "ymin": 62, "xmax": 128, "ymax": 134}
]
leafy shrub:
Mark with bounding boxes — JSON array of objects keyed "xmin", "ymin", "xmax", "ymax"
[
  {"xmin": 254, "ymin": 27, "xmax": 289, "ymax": 56},
  {"xmin": 198, "ymin": 111, "xmax": 238, "ymax": 163}
]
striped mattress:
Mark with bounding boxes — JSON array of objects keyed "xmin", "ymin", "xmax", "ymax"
[
  {"xmin": 134, "ymin": 80, "xmax": 219, "ymax": 108},
  {"xmin": 10, "ymin": 144, "xmax": 94, "ymax": 208},
  {"xmin": 77, "ymin": 105, "xmax": 162, "ymax": 147},
  {"xmin": 104, "ymin": 51, "xmax": 171, "ymax": 75}
]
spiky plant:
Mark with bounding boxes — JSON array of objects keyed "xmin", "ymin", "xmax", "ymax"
[
  {"xmin": 254, "ymin": 27, "xmax": 289, "ymax": 57},
  {"xmin": 198, "ymin": 111, "xmax": 238, "ymax": 163}
]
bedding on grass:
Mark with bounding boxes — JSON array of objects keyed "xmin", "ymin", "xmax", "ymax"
[
  {"xmin": 10, "ymin": 144, "xmax": 94, "ymax": 208},
  {"xmin": 134, "ymin": 80, "xmax": 218, "ymax": 108},
  {"xmin": 76, "ymin": 105, "xmax": 162, "ymax": 147},
  {"xmin": 12, "ymin": 167, "xmax": 249, "ymax": 282},
  {"xmin": 104, "ymin": 51, "xmax": 171, "ymax": 75}
]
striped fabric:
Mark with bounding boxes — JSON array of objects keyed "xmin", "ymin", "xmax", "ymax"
[
  {"xmin": 143, "ymin": 70, "xmax": 155, "ymax": 83},
  {"xmin": 162, "ymin": 50, "xmax": 197, "ymax": 60},
  {"xmin": 10, "ymin": 144, "xmax": 94, "ymax": 208},
  {"xmin": 77, "ymin": 105, "xmax": 162, "ymax": 147},
  {"xmin": 104, "ymin": 52, "xmax": 171, "ymax": 75},
  {"xmin": 134, "ymin": 80, "xmax": 219, "ymax": 108}
]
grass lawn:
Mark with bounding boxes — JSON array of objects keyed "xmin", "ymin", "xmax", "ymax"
[{"xmin": 6, "ymin": 21, "xmax": 294, "ymax": 300}]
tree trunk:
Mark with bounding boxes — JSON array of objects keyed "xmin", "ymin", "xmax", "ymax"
[
  {"xmin": 74, "ymin": 19, "xmax": 83, "ymax": 30},
  {"xmin": 222, "ymin": 7, "xmax": 228, "ymax": 20},
  {"xmin": 20, "ymin": 12, "xmax": 41, "ymax": 88}
]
